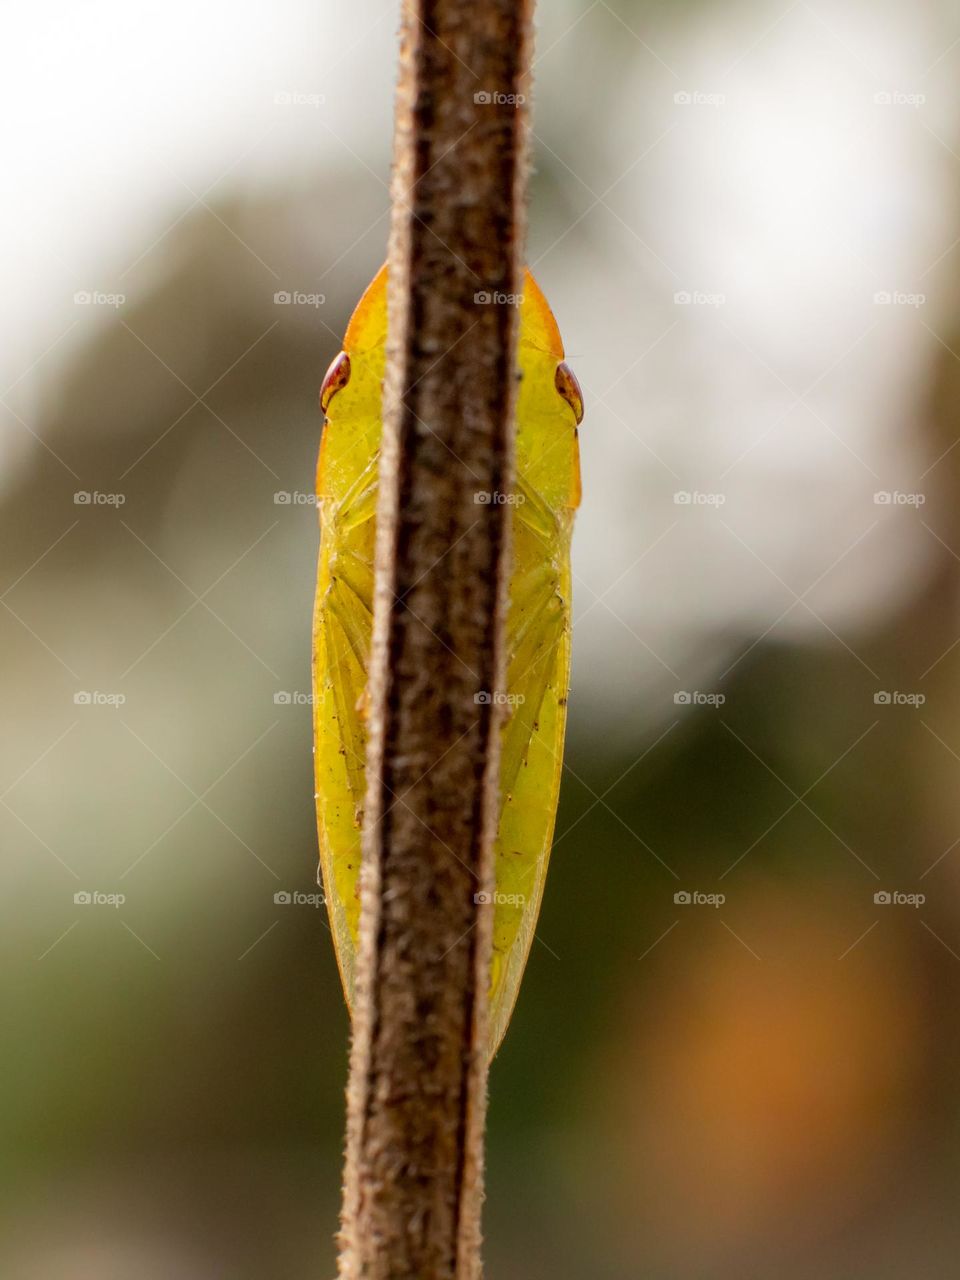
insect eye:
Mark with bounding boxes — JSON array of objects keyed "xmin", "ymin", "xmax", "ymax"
[
  {"xmin": 320, "ymin": 352, "xmax": 351, "ymax": 414},
  {"xmin": 554, "ymin": 361, "xmax": 583, "ymax": 425}
]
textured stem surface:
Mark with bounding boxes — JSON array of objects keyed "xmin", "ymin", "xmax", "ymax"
[{"xmin": 337, "ymin": 1, "xmax": 533, "ymax": 1277}]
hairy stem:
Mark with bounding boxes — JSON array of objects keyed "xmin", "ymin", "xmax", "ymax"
[{"xmin": 337, "ymin": 1, "xmax": 533, "ymax": 1277}]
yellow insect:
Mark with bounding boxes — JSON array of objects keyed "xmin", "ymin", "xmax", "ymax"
[{"xmin": 313, "ymin": 265, "xmax": 582, "ymax": 1052}]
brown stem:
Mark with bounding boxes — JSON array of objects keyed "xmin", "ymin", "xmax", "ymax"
[{"xmin": 337, "ymin": 2, "xmax": 533, "ymax": 1277}]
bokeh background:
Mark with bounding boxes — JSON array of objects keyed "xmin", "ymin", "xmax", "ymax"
[{"xmin": 4, "ymin": 0, "xmax": 960, "ymax": 1275}]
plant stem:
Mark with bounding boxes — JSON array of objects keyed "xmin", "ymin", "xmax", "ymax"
[{"xmin": 337, "ymin": 1, "xmax": 532, "ymax": 1277}]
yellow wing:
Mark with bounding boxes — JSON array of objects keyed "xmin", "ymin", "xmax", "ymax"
[
  {"xmin": 487, "ymin": 271, "xmax": 581, "ymax": 1050},
  {"xmin": 312, "ymin": 266, "xmax": 582, "ymax": 1052},
  {"xmin": 312, "ymin": 268, "xmax": 386, "ymax": 1002}
]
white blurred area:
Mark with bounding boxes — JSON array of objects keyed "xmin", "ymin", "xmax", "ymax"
[
  {"xmin": 536, "ymin": 1, "xmax": 960, "ymax": 737},
  {"xmin": 2, "ymin": 0, "xmax": 958, "ymax": 734},
  {"xmin": 0, "ymin": 0, "xmax": 395, "ymax": 434}
]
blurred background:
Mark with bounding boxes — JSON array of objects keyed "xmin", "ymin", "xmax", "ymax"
[{"xmin": 3, "ymin": 0, "xmax": 960, "ymax": 1275}]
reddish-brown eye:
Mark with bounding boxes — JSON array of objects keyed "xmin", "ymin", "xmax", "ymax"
[
  {"xmin": 555, "ymin": 360, "xmax": 583, "ymax": 425},
  {"xmin": 320, "ymin": 351, "xmax": 351, "ymax": 415}
]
